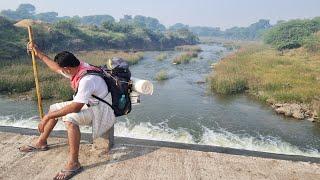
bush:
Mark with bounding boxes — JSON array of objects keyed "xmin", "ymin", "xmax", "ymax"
[
  {"xmin": 304, "ymin": 32, "xmax": 320, "ymax": 52},
  {"xmin": 156, "ymin": 53, "xmax": 167, "ymax": 61},
  {"xmin": 155, "ymin": 70, "xmax": 169, "ymax": 81},
  {"xmin": 172, "ymin": 51, "xmax": 198, "ymax": 64},
  {"xmin": 263, "ymin": 18, "xmax": 320, "ymax": 50}
]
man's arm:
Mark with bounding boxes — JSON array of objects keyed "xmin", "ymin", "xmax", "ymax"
[
  {"xmin": 38, "ymin": 102, "xmax": 84, "ymax": 133},
  {"xmin": 29, "ymin": 43, "xmax": 63, "ymax": 73}
]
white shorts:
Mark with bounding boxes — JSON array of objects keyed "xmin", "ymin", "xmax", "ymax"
[
  {"xmin": 49, "ymin": 101, "xmax": 94, "ymax": 126},
  {"xmin": 49, "ymin": 95, "xmax": 116, "ymax": 138}
]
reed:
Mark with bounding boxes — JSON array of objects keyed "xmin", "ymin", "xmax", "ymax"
[
  {"xmin": 172, "ymin": 51, "xmax": 198, "ymax": 64},
  {"xmin": 155, "ymin": 70, "xmax": 169, "ymax": 81},
  {"xmin": 208, "ymin": 43, "xmax": 320, "ymax": 104},
  {"xmin": 156, "ymin": 53, "xmax": 167, "ymax": 61}
]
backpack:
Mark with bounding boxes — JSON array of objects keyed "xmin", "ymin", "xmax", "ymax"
[{"xmin": 80, "ymin": 57, "xmax": 132, "ymax": 117}]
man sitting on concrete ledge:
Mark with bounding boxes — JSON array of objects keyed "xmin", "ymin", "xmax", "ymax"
[{"xmin": 19, "ymin": 43, "xmax": 115, "ymax": 180}]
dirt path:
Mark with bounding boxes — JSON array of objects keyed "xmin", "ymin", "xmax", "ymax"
[{"xmin": 0, "ymin": 132, "xmax": 319, "ymax": 180}]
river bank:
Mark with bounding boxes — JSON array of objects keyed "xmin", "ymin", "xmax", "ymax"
[
  {"xmin": 1, "ymin": 129, "xmax": 320, "ymax": 180},
  {"xmin": 208, "ymin": 43, "xmax": 320, "ymax": 122}
]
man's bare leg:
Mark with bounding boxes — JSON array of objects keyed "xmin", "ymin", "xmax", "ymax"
[
  {"xmin": 65, "ymin": 122, "xmax": 81, "ymax": 169},
  {"xmin": 18, "ymin": 116, "xmax": 58, "ymax": 152},
  {"xmin": 53, "ymin": 122, "xmax": 81, "ymax": 180},
  {"xmin": 35, "ymin": 118, "xmax": 58, "ymax": 146}
]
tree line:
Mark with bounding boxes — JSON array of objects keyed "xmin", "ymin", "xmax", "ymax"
[
  {"xmin": 170, "ymin": 19, "xmax": 272, "ymax": 40},
  {"xmin": 0, "ymin": 4, "xmax": 199, "ymax": 59}
]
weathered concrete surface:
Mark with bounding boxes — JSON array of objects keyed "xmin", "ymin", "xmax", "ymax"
[{"xmin": 0, "ymin": 132, "xmax": 320, "ymax": 180}]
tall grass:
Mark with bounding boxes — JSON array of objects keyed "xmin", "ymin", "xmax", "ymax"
[
  {"xmin": 156, "ymin": 53, "xmax": 167, "ymax": 61},
  {"xmin": 155, "ymin": 70, "xmax": 169, "ymax": 81},
  {"xmin": 172, "ymin": 52, "xmax": 198, "ymax": 65},
  {"xmin": 208, "ymin": 43, "xmax": 320, "ymax": 104},
  {"xmin": 76, "ymin": 50, "xmax": 144, "ymax": 65}
]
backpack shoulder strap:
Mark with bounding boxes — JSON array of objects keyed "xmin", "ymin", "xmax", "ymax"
[
  {"xmin": 79, "ymin": 70, "xmax": 114, "ymax": 110},
  {"xmin": 92, "ymin": 94, "xmax": 114, "ymax": 110}
]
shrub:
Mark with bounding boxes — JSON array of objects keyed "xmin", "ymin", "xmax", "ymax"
[
  {"xmin": 304, "ymin": 32, "xmax": 320, "ymax": 52},
  {"xmin": 172, "ymin": 51, "xmax": 198, "ymax": 64},
  {"xmin": 156, "ymin": 53, "xmax": 167, "ymax": 61},
  {"xmin": 155, "ymin": 70, "xmax": 169, "ymax": 81},
  {"xmin": 263, "ymin": 18, "xmax": 320, "ymax": 50}
]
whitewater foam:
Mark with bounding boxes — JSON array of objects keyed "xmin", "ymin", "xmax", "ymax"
[{"xmin": 0, "ymin": 116, "xmax": 319, "ymax": 157}]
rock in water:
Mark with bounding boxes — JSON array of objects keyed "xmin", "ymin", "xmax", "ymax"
[
  {"xmin": 275, "ymin": 103, "xmax": 305, "ymax": 120},
  {"xmin": 292, "ymin": 111, "xmax": 304, "ymax": 120}
]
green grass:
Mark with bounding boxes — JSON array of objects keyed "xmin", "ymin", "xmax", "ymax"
[
  {"xmin": 0, "ymin": 50, "xmax": 144, "ymax": 101},
  {"xmin": 155, "ymin": 53, "xmax": 168, "ymax": 61},
  {"xmin": 172, "ymin": 52, "xmax": 198, "ymax": 65},
  {"xmin": 155, "ymin": 70, "xmax": 169, "ymax": 81},
  {"xmin": 208, "ymin": 43, "xmax": 320, "ymax": 104},
  {"xmin": 175, "ymin": 45, "xmax": 202, "ymax": 52},
  {"xmin": 76, "ymin": 50, "xmax": 144, "ymax": 65}
]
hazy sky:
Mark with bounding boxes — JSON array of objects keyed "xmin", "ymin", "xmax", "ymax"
[{"xmin": 1, "ymin": 0, "xmax": 319, "ymax": 29}]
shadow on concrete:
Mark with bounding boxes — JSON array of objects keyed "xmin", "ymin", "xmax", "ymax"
[{"xmin": 83, "ymin": 144, "xmax": 159, "ymax": 171}]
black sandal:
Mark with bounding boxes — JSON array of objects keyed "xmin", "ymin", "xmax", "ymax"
[{"xmin": 18, "ymin": 145, "xmax": 49, "ymax": 152}]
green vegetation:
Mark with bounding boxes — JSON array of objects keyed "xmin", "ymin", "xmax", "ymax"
[
  {"xmin": 0, "ymin": 17, "xmax": 27, "ymax": 59},
  {"xmin": 174, "ymin": 45, "xmax": 202, "ymax": 52},
  {"xmin": 208, "ymin": 43, "xmax": 320, "ymax": 104},
  {"xmin": 156, "ymin": 53, "xmax": 167, "ymax": 61},
  {"xmin": 155, "ymin": 70, "xmax": 169, "ymax": 81},
  {"xmin": 0, "ymin": 4, "xmax": 199, "ymax": 60},
  {"xmin": 263, "ymin": 17, "xmax": 320, "ymax": 50},
  {"xmin": 172, "ymin": 52, "xmax": 198, "ymax": 65},
  {"xmin": 209, "ymin": 16, "xmax": 320, "ymax": 105},
  {"xmin": 172, "ymin": 45, "xmax": 202, "ymax": 64},
  {"xmin": 76, "ymin": 50, "xmax": 144, "ymax": 65},
  {"xmin": 0, "ymin": 51, "xmax": 144, "ymax": 101},
  {"xmin": 304, "ymin": 32, "xmax": 320, "ymax": 52}
]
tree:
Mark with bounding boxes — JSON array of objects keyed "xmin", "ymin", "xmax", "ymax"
[
  {"xmin": 0, "ymin": 3, "xmax": 35, "ymax": 20},
  {"xmin": 264, "ymin": 19, "xmax": 320, "ymax": 50},
  {"xmin": 35, "ymin": 12, "xmax": 58, "ymax": 23},
  {"xmin": 133, "ymin": 15, "xmax": 166, "ymax": 31},
  {"xmin": 81, "ymin": 15, "xmax": 115, "ymax": 26},
  {"xmin": 16, "ymin": 4, "xmax": 36, "ymax": 15},
  {"xmin": 169, "ymin": 23, "xmax": 189, "ymax": 30}
]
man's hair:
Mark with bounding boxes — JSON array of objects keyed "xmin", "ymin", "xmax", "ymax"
[{"xmin": 54, "ymin": 51, "xmax": 80, "ymax": 67}]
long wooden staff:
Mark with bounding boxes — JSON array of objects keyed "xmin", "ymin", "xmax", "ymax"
[{"xmin": 27, "ymin": 26, "xmax": 44, "ymax": 119}]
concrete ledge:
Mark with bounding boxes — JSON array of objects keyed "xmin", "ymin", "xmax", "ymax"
[{"xmin": 0, "ymin": 125, "xmax": 319, "ymax": 163}]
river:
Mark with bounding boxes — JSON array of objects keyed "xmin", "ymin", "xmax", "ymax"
[{"xmin": 1, "ymin": 44, "xmax": 320, "ymax": 157}]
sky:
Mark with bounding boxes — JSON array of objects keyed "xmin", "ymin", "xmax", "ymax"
[{"xmin": 1, "ymin": 0, "xmax": 320, "ymax": 29}]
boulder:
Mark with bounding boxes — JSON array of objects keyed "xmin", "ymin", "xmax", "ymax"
[
  {"xmin": 275, "ymin": 103, "xmax": 306, "ymax": 120},
  {"xmin": 292, "ymin": 111, "xmax": 304, "ymax": 120},
  {"xmin": 307, "ymin": 118, "xmax": 316, "ymax": 122},
  {"xmin": 266, "ymin": 98, "xmax": 276, "ymax": 105}
]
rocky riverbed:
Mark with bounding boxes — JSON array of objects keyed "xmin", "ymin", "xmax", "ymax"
[{"xmin": 267, "ymin": 98, "xmax": 319, "ymax": 122}]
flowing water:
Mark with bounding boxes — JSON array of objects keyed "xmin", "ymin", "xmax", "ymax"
[{"xmin": 1, "ymin": 44, "xmax": 320, "ymax": 157}]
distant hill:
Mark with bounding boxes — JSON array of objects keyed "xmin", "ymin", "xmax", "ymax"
[{"xmin": 170, "ymin": 19, "xmax": 272, "ymax": 40}]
